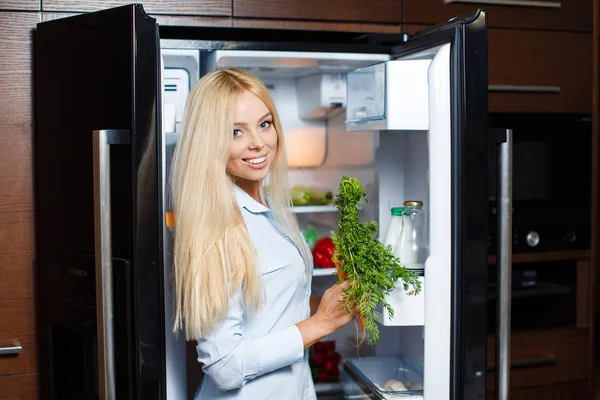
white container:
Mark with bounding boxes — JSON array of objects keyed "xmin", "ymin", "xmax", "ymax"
[
  {"xmin": 382, "ymin": 207, "xmax": 405, "ymax": 249},
  {"xmin": 345, "ymin": 59, "xmax": 431, "ymax": 131},
  {"xmin": 375, "ymin": 276, "xmax": 424, "ymax": 327}
]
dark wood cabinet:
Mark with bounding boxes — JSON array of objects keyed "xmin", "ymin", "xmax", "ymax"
[
  {"xmin": 488, "ymin": 28, "xmax": 592, "ymax": 113},
  {"xmin": 234, "ymin": 0, "xmax": 402, "ymax": 23},
  {"xmin": 410, "ymin": 24, "xmax": 593, "ymax": 114},
  {"xmin": 0, "ymin": 375, "xmax": 37, "ymax": 400},
  {"xmin": 42, "ymin": 0, "xmax": 231, "ymax": 15},
  {"xmin": 487, "ymin": 328, "xmax": 589, "ymax": 391},
  {"xmin": 404, "ymin": 0, "xmax": 592, "ymax": 32},
  {"xmin": 0, "ymin": 11, "xmax": 39, "ymax": 400},
  {"xmin": 0, "ymin": 1, "xmax": 40, "ymax": 10},
  {"xmin": 486, "ymin": 381, "xmax": 588, "ymax": 400}
]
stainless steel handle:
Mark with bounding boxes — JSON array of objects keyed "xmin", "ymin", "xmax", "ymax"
[
  {"xmin": 445, "ymin": 0, "xmax": 561, "ymax": 8},
  {"xmin": 0, "ymin": 345, "xmax": 22, "ymax": 355},
  {"xmin": 496, "ymin": 129, "xmax": 513, "ymax": 400},
  {"xmin": 93, "ymin": 129, "xmax": 130, "ymax": 400},
  {"xmin": 488, "ymin": 85, "xmax": 561, "ymax": 94}
]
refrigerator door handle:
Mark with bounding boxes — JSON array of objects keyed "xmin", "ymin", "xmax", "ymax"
[
  {"xmin": 93, "ymin": 129, "xmax": 131, "ymax": 400},
  {"xmin": 490, "ymin": 128, "xmax": 513, "ymax": 400}
]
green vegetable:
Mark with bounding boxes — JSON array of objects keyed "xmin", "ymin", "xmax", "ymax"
[
  {"xmin": 291, "ymin": 189, "xmax": 310, "ymax": 206},
  {"xmin": 302, "ymin": 225, "xmax": 319, "ymax": 249},
  {"xmin": 292, "ymin": 186, "xmax": 333, "ymax": 206},
  {"xmin": 331, "ymin": 176, "xmax": 422, "ymax": 345}
]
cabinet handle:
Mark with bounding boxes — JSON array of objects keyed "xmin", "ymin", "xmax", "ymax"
[
  {"xmin": 445, "ymin": 0, "xmax": 560, "ymax": 8},
  {"xmin": 488, "ymin": 84, "xmax": 561, "ymax": 94},
  {"xmin": 93, "ymin": 129, "xmax": 130, "ymax": 400},
  {"xmin": 0, "ymin": 345, "xmax": 22, "ymax": 356},
  {"xmin": 487, "ymin": 355, "xmax": 557, "ymax": 371}
]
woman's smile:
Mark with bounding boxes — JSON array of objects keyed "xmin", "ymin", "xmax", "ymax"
[{"xmin": 242, "ymin": 154, "xmax": 268, "ymax": 168}]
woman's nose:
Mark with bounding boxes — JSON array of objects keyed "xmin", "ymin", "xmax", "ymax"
[{"xmin": 248, "ymin": 131, "xmax": 264, "ymax": 149}]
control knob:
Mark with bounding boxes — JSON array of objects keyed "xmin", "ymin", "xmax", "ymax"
[{"xmin": 525, "ymin": 231, "xmax": 540, "ymax": 248}]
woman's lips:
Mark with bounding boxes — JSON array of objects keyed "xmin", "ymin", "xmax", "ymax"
[{"xmin": 242, "ymin": 154, "xmax": 268, "ymax": 169}]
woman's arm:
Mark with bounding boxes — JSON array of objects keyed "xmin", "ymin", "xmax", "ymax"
[
  {"xmin": 296, "ymin": 280, "xmax": 356, "ymax": 349},
  {"xmin": 198, "ymin": 281, "xmax": 355, "ymax": 391},
  {"xmin": 196, "ymin": 290, "xmax": 305, "ymax": 391}
]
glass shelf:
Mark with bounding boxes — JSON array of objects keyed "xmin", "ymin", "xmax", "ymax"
[
  {"xmin": 292, "ymin": 205, "xmax": 338, "ymax": 213},
  {"xmin": 313, "ymin": 267, "xmax": 337, "ymax": 277}
]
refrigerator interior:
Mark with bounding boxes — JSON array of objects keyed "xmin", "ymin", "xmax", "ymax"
[{"xmin": 159, "ymin": 44, "xmax": 450, "ymax": 399}]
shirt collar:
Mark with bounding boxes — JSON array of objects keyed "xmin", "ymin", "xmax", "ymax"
[{"xmin": 233, "ymin": 184, "xmax": 271, "ymax": 214}]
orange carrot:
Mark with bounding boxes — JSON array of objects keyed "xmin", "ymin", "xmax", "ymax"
[{"xmin": 335, "ymin": 261, "xmax": 365, "ymax": 331}]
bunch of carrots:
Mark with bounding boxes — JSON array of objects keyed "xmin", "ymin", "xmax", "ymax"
[{"xmin": 330, "ymin": 177, "xmax": 421, "ymax": 345}]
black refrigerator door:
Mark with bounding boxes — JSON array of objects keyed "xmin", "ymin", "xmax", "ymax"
[
  {"xmin": 35, "ymin": 4, "xmax": 164, "ymax": 399},
  {"xmin": 390, "ymin": 10, "xmax": 489, "ymax": 400}
]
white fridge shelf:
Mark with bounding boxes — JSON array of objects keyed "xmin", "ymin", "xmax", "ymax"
[
  {"xmin": 313, "ymin": 267, "xmax": 337, "ymax": 277},
  {"xmin": 292, "ymin": 205, "xmax": 338, "ymax": 213}
]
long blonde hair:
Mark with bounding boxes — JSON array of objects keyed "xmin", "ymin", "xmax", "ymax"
[{"xmin": 171, "ymin": 68, "xmax": 310, "ymax": 340}]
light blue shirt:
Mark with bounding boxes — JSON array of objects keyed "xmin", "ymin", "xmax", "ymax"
[{"xmin": 195, "ymin": 185, "xmax": 316, "ymax": 400}]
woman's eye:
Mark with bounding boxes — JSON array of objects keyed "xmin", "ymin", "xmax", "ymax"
[
  {"xmin": 233, "ymin": 129, "xmax": 243, "ymax": 138},
  {"xmin": 259, "ymin": 120, "xmax": 272, "ymax": 130}
]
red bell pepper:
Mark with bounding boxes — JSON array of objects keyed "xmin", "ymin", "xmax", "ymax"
[{"xmin": 312, "ymin": 237, "xmax": 335, "ymax": 268}]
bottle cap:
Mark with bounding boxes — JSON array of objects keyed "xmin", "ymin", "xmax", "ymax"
[
  {"xmin": 403, "ymin": 200, "xmax": 423, "ymax": 207},
  {"xmin": 391, "ymin": 207, "xmax": 405, "ymax": 216}
]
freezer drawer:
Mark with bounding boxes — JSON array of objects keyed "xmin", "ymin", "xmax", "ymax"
[{"xmin": 343, "ymin": 357, "xmax": 423, "ymax": 399}]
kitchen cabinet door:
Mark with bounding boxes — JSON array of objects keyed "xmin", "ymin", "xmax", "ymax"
[
  {"xmin": 487, "ymin": 28, "xmax": 592, "ymax": 113},
  {"xmin": 486, "ymin": 327, "xmax": 588, "ymax": 391},
  {"xmin": 42, "ymin": 0, "xmax": 231, "ymax": 15},
  {"xmin": 234, "ymin": 0, "xmax": 401, "ymax": 23},
  {"xmin": 404, "ymin": 0, "xmax": 592, "ymax": 32},
  {"xmin": 0, "ymin": 10, "xmax": 38, "ymax": 376},
  {"xmin": 485, "ymin": 381, "xmax": 587, "ymax": 400},
  {"xmin": 0, "ymin": 375, "xmax": 38, "ymax": 400},
  {"xmin": 405, "ymin": 25, "xmax": 592, "ymax": 113}
]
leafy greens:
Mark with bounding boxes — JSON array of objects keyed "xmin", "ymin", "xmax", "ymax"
[{"xmin": 331, "ymin": 176, "xmax": 422, "ymax": 345}]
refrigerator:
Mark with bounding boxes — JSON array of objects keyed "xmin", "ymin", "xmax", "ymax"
[{"xmin": 34, "ymin": 4, "xmax": 508, "ymax": 400}]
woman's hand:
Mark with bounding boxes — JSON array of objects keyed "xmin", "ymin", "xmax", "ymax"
[
  {"xmin": 314, "ymin": 281, "xmax": 356, "ymax": 332},
  {"xmin": 296, "ymin": 281, "xmax": 357, "ymax": 349}
]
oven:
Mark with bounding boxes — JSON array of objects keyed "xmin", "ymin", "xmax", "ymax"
[{"xmin": 488, "ymin": 113, "xmax": 592, "ymax": 254}]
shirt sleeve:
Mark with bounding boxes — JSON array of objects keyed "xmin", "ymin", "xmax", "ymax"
[{"xmin": 196, "ymin": 290, "xmax": 305, "ymax": 392}]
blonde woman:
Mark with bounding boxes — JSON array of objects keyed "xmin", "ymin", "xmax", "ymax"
[{"xmin": 171, "ymin": 68, "xmax": 355, "ymax": 400}]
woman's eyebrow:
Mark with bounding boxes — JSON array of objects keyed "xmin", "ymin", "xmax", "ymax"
[
  {"xmin": 258, "ymin": 112, "xmax": 271, "ymax": 121},
  {"xmin": 234, "ymin": 112, "xmax": 272, "ymax": 126}
]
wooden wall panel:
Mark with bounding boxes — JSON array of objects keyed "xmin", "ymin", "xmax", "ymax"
[
  {"xmin": 235, "ymin": 0, "xmax": 401, "ymax": 23},
  {"xmin": 42, "ymin": 0, "xmax": 231, "ymax": 15},
  {"xmin": 0, "ymin": 11, "xmax": 38, "ymax": 398},
  {"xmin": 0, "ymin": 1, "xmax": 39, "ymax": 11},
  {"xmin": 0, "ymin": 11, "xmax": 38, "ymax": 334}
]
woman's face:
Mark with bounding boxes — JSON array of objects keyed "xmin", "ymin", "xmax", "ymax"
[{"xmin": 227, "ymin": 90, "xmax": 278, "ymax": 189}]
